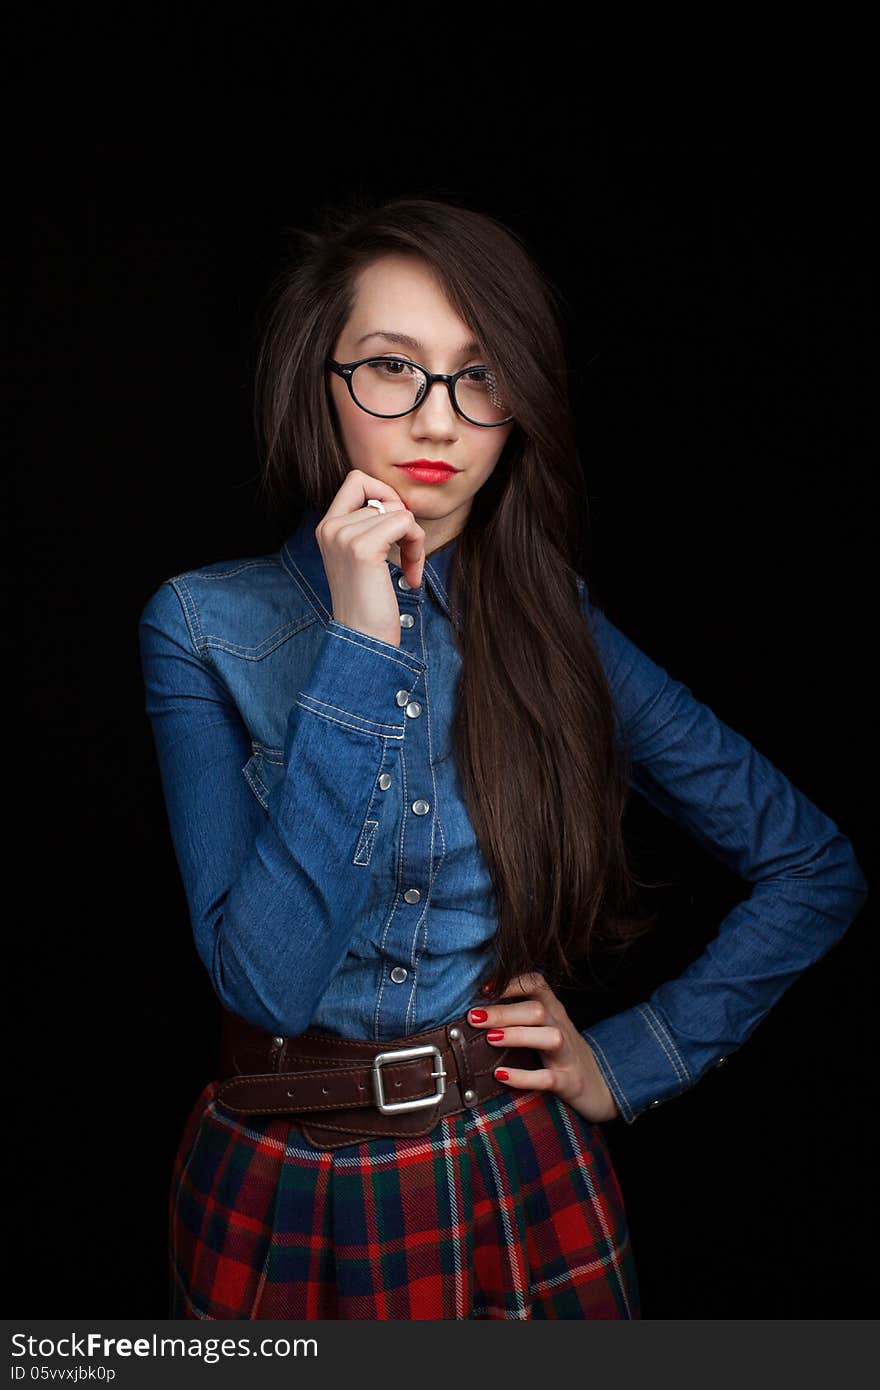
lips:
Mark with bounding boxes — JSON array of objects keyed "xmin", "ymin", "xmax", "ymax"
[{"xmin": 395, "ymin": 460, "xmax": 458, "ymax": 473}]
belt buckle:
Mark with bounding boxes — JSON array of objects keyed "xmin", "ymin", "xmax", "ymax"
[{"xmin": 371, "ymin": 1044, "xmax": 447, "ymax": 1114}]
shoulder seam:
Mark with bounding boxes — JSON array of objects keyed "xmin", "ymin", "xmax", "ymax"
[
  {"xmin": 171, "ymin": 556, "xmax": 283, "ymax": 582},
  {"xmin": 167, "ymin": 576, "xmax": 208, "ymax": 660}
]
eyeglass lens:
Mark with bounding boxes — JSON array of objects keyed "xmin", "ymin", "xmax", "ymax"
[{"xmin": 350, "ymin": 359, "xmax": 510, "ymax": 425}]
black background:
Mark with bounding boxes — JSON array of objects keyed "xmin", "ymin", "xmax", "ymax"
[{"xmin": 9, "ymin": 9, "xmax": 875, "ymax": 1319}]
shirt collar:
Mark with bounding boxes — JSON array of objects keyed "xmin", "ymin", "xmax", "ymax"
[{"xmin": 280, "ymin": 504, "xmax": 459, "ymax": 625}]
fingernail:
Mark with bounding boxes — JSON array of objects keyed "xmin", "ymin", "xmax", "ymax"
[
  {"xmin": 487, "ymin": 1029, "xmax": 505, "ymax": 1042},
  {"xmin": 469, "ymin": 1008, "xmax": 488, "ymax": 1023},
  {"xmin": 480, "ymin": 979, "xmax": 495, "ymax": 995},
  {"xmin": 494, "ymin": 1069, "xmax": 509, "ymax": 1081}
]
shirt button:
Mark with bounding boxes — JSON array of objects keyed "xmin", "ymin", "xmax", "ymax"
[
  {"xmin": 390, "ymin": 966, "xmax": 408, "ymax": 983},
  {"xmin": 405, "ymin": 701, "xmax": 423, "ymax": 719},
  {"xmin": 397, "ymin": 575, "xmax": 412, "ymax": 591},
  {"xmin": 403, "ymin": 888, "xmax": 421, "ymax": 903},
  {"xmin": 378, "ymin": 773, "xmax": 392, "ymax": 790},
  {"xmin": 412, "ymin": 799, "xmax": 430, "ymax": 815},
  {"xmin": 400, "ymin": 613, "xmax": 415, "ymax": 628},
  {"xmin": 395, "ymin": 689, "xmax": 410, "ymax": 706},
  {"xmin": 715, "ymin": 1056, "xmax": 728, "ymax": 1068}
]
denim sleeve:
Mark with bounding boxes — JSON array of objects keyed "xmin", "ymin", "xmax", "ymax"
[
  {"xmin": 577, "ymin": 587, "xmax": 869, "ymax": 1124},
  {"xmin": 138, "ymin": 580, "xmax": 426, "ymax": 1036}
]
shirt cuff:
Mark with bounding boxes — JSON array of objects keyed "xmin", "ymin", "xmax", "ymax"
[
  {"xmin": 295, "ymin": 617, "xmax": 427, "ymax": 739},
  {"xmin": 581, "ymin": 1002, "xmax": 698, "ymax": 1124}
]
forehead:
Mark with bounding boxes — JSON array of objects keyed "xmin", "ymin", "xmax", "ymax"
[{"xmin": 346, "ymin": 253, "xmax": 473, "ymax": 342}]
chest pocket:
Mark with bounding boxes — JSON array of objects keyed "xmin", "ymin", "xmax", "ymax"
[
  {"xmin": 241, "ymin": 739, "xmax": 385, "ymax": 868},
  {"xmin": 242, "ymin": 742, "xmax": 285, "ymax": 810}
]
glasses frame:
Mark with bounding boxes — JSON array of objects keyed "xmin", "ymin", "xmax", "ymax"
[{"xmin": 326, "ymin": 355, "xmax": 515, "ymax": 428}]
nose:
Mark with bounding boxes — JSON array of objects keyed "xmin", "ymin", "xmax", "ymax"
[{"xmin": 410, "ymin": 378, "xmax": 460, "ymax": 435}]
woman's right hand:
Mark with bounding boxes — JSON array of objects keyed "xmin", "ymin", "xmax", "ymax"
[{"xmin": 315, "ymin": 470, "xmax": 427, "ymax": 648}]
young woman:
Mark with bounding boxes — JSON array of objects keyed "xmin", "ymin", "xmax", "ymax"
[{"xmin": 139, "ymin": 196, "xmax": 868, "ymax": 1320}]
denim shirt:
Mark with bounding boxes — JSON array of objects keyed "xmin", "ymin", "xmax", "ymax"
[{"xmin": 138, "ymin": 504, "xmax": 868, "ymax": 1124}]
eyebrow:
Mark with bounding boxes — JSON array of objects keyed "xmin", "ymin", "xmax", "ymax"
[{"xmin": 355, "ymin": 330, "xmax": 483, "ymax": 358}]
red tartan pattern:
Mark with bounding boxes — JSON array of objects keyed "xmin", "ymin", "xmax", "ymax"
[{"xmin": 169, "ymin": 1077, "xmax": 641, "ymax": 1319}]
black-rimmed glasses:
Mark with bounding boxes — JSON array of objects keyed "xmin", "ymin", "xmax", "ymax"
[{"xmin": 326, "ymin": 356, "xmax": 514, "ymax": 427}]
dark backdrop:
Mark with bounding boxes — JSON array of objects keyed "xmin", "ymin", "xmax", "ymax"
[{"xmin": 10, "ymin": 11, "xmax": 874, "ymax": 1319}]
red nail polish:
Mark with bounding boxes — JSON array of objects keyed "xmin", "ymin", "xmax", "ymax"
[
  {"xmin": 469, "ymin": 1008, "xmax": 488, "ymax": 1023},
  {"xmin": 487, "ymin": 1029, "xmax": 505, "ymax": 1041},
  {"xmin": 480, "ymin": 979, "xmax": 495, "ymax": 995},
  {"xmin": 494, "ymin": 1069, "xmax": 509, "ymax": 1081}
]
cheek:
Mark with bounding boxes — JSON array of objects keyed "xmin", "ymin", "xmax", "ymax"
[
  {"xmin": 337, "ymin": 400, "xmax": 380, "ymax": 458},
  {"xmin": 476, "ymin": 439, "xmax": 508, "ymax": 477}
]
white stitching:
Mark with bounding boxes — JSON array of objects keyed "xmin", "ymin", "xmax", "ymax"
[
  {"xmin": 203, "ymin": 614, "xmax": 313, "ymax": 659},
  {"xmin": 280, "ymin": 548, "xmax": 332, "ymax": 623},
  {"xmin": 637, "ymin": 1003, "xmax": 691, "ymax": 1087},
  {"xmin": 169, "ymin": 578, "xmax": 206, "ymax": 658},
  {"xmin": 295, "ymin": 694, "xmax": 405, "ymax": 737},
  {"xmin": 325, "ymin": 623, "xmax": 426, "ymax": 673},
  {"xmin": 173, "ymin": 559, "xmax": 277, "ymax": 581},
  {"xmin": 406, "ymin": 603, "xmax": 447, "ymax": 1031}
]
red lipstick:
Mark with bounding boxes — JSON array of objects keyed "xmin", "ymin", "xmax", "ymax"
[{"xmin": 395, "ymin": 460, "xmax": 459, "ymax": 484}]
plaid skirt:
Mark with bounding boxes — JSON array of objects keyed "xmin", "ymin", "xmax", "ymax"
[{"xmin": 168, "ymin": 1076, "xmax": 642, "ymax": 1320}]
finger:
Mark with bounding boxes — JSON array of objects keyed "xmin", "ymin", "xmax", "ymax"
[
  {"xmin": 486, "ymin": 1025, "xmax": 563, "ymax": 1051},
  {"xmin": 332, "ymin": 506, "xmax": 407, "ymax": 539},
  {"xmin": 469, "ymin": 1000, "xmax": 548, "ymax": 1028},
  {"xmin": 324, "ymin": 508, "xmax": 414, "ymax": 559},
  {"xmin": 320, "ymin": 480, "xmax": 426, "ymax": 589},
  {"xmin": 322, "ymin": 469, "xmax": 409, "ymax": 520},
  {"xmin": 397, "ymin": 530, "xmax": 426, "ymax": 590},
  {"xmin": 493, "ymin": 1065, "xmax": 556, "ymax": 1091},
  {"xmin": 325, "ymin": 507, "xmax": 425, "ymax": 583}
]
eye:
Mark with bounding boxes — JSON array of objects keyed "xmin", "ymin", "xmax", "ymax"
[
  {"xmin": 367, "ymin": 357, "xmax": 418, "ymax": 378},
  {"xmin": 461, "ymin": 367, "xmax": 494, "ymax": 388}
]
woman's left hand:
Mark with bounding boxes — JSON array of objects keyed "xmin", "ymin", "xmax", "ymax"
[{"xmin": 469, "ymin": 972, "xmax": 621, "ymax": 1123}]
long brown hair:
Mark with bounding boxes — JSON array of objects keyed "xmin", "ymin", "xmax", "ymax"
[{"xmin": 252, "ymin": 193, "xmax": 656, "ymax": 1002}]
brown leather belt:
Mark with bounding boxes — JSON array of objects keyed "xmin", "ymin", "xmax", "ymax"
[{"xmin": 214, "ymin": 1000, "xmax": 541, "ymax": 1150}]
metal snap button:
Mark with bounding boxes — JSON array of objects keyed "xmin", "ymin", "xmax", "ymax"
[
  {"xmin": 390, "ymin": 966, "xmax": 408, "ymax": 983},
  {"xmin": 448, "ymin": 1027, "xmax": 460, "ymax": 1040},
  {"xmin": 412, "ymin": 799, "xmax": 430, "ymax": 815},
  {"xmin": 395, "ymin": 689, "xmax": 410, "ymax": 706},
  {"xmin": 400, "ymin": 613, "xmax": 415, "ymax": 628},
  {"xmin": 464, "ymin": 1089, "xmax": 476, "ymax": 1104},
  {"xmin": 397, "ymin": 575, "xmax": 412, "ymax": 590},
  {"xmin": 405, "ymin": 701, "xmax": 423, "ymax": 718},
  {"xmin": 378, "ymin": 773, "xmax": 392, "ymax": 790},
  {"xmin": 403, "ymin": 888, "xmax": 421, "ymax": 903}
]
